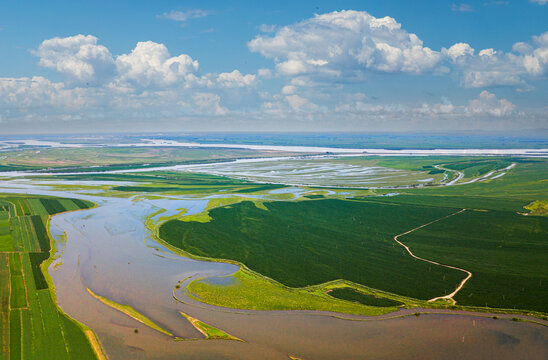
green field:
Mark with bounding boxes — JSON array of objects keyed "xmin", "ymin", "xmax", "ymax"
[
  {"xmin": 401, "ymin": 209, "xmax": 548, "ymax": 311},
  {"xmin": 160, "ymin": 199, "xmax": 465, "ymax": 300},
  {"xmin": 0, "ymin": 194, "xmax": 98, "ymax": 360},
  {"xmin": 159, "ymin": 158, "xmax": 548, "ymax": 314}
]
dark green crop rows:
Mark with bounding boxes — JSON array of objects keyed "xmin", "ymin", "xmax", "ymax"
[
  {"xmin": 160, "ymin": 199, "xmax": 464, "ymax": 300},
  {"xmin": 401, "ymin": 209, "xmax": 548, "ymax": 312},
  {"xmin": 0, "ymin": 195, "xmax": 97, "ymax": 359},
  {"xmin": 28, "ymin": 252, "xmax": 50, "ymax": 290},
  {"xmin": 39, "ymin": 199, "xmax": 66, "ymax": 215},
  {"xmin": 30, "ymin": 216, "xmax": 50, "ymax": 252}
]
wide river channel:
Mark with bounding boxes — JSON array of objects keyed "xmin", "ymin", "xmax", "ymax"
[{"xmin": 0, "ymin": 177, "xmax": 546, "ymax": 359}]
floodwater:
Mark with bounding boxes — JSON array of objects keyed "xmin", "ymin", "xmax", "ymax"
[
  {"xmin": 0, "ymin": 180, "xmax": 546, "ymax": 359},
  {"xmin": 3, "ymin": 137, "xmax": 548, "ymax": 157}
]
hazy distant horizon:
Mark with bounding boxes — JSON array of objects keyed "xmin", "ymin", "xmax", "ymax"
[{"xmin": 2, "ymin": 131, "xmax": 547, "ymax": 151}]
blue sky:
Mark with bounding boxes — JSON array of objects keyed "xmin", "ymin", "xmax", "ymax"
[{"xmin": 0, "ymin": 0, "xmax": 547, "ymax": 134}]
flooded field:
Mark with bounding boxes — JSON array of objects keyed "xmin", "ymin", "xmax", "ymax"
[
  {"xmin": 0, "ymin": 178, "xmax": 546, "ymax": 359},
  {"xmin": 175, "ymin": 158, "xmax": 443, "ymax": 187}
]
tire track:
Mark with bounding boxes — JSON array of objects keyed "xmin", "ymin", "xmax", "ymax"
[{"xmin": 393, "ymin": 209, "xmax": 471, "ymax": 304}]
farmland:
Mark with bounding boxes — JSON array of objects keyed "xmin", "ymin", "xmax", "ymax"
[
  {"xmin": 400, "ymin": 209, "xmax": 548, "ymax": 311},
  {"xmin": 160, "ymin": 199, "xmax": 465, "ymax": 299},
  {"xmin": 158, "ymin": 157, "xmax": 548, "ymax": 314},
  {"xmin": 0, "ymin": 151, "xmax": 547, "ymax": 359},
  {"xmin": 0, "ymin": 194, "xmax": 97, "ymax": 360}
]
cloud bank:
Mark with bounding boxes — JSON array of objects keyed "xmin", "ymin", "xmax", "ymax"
[{"xmin": 0, "ymin": 9, "xmax": 546, "ymax": 133}]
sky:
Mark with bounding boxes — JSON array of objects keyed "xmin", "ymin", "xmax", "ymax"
[{"xmin": 0, "ymin": 0, "xmax": 547, "ymax": 134}]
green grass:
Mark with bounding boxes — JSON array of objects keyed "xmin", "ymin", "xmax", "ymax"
[
  {"xmin": 161, "ymin": 199, "xmax": 463, "ymax": 300},
  {"xmin": 9, "ymin": 310, "xmax": 21, "ymax": 360},
  {"xmin": 303, "ymin": 194, "xmax": 325, "ymax": 199},
  {"xmin": 444, "ymin": 159, "xmax": 512, "ymax": 176},
  {"xmin": 39, "ymin": 199, "xmax": 65, "ymax": 214},
  {"xmin": 0, "ymin": 253, "xmax": 10, "ymax": 360},
  {"xmin": 178, "ymin": 311, "xmax": 242, "ymax": 341},
  {"xmin": 0, "ymin": 211, "xmax": 12, "ymax": 251},
  {"xmin": 58, "ymin": 315, "xmax": 98, "ymax": 360},
  {"xmin": 9, "ymin": 274, "xmax": 27, "ymax": 310},
  {"xmin": 86, "ymin": 287, "xmax": 173, "ymax": 336},
  {"xmin": 328, "ymin": 288, "xmax": 403, "ymax": 307},
  {"xmin": 187, "ymin": 270, "xmax": 395, "ymax": 315},
  {"xmin": 403, "ymin": 159, "xmax": 547, "ymax": 200},
  {"xmin": 355, "ymin": 194, "xmax": 527, "ymax": 212},
  {"xmin": 525, "ymin": 200, "xmax": 548, "ymax": 216},
  {"xmin": 9, "ymin": 253, "xmax": 27, "ymax": 309}
]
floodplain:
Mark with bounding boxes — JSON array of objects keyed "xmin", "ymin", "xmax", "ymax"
[{"xmin": 0, "ymin": 144, "xmax": 546, "ymax": 359}]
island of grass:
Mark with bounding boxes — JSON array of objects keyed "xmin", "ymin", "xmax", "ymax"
[
  {"xmin": 184, "ymin": 270, "xmax": 404, "ymax": 315},
  {"xmin": 86, "ymin": 288, "xmax": 173, "ymax": 336},
  {"xmin": 0, "ymin": 194, "xmax": 100, "ymax": 360},
  {"xmin": 178, "ymin": 311, "xmax": 242, "ymax": 341}
]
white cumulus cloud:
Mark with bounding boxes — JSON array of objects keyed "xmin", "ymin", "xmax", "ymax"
[
  {"xmin": 115, "ymin": 41, "xmax": 199, "ymax": 88},
  {"xmin": 0, "ymin": 76, "xmax": 99, "ymax": 108},
  {"xmin": 248, "ymin": 10, "xmax": 443, "ymax": 79},
  {"xmin": 35, "ymin": 35, "xmax": 116, "ymax": 85},
  {"xmin": 443, "ymin": 43, "xmax": 475, "ymax": 63},
  {"xmin": 215, "ymin": 70, "xmax": 256, "ymax": 88},
  {"xmin": 467, "ymin": 90, "xmax": 515, "ymax": 116},
  {"xmin": 446, "ymin": 32, "xmax": 548, "ymax": 87}
]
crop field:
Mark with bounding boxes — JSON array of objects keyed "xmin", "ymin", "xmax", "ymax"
[
  {"xmin": 0, "ymin": 194, "xmax": 97, "ymax": 360},
  {"xmin": 159, "ymin": 157, "xmax": 548, "ymax": 314},
  {"xmin": 161, "ymin": 199, "xmax": 465, "ymax": 300},
  {"xmin": 400, "ymin": 209, "xmax": 548, "ymax": 311}
]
